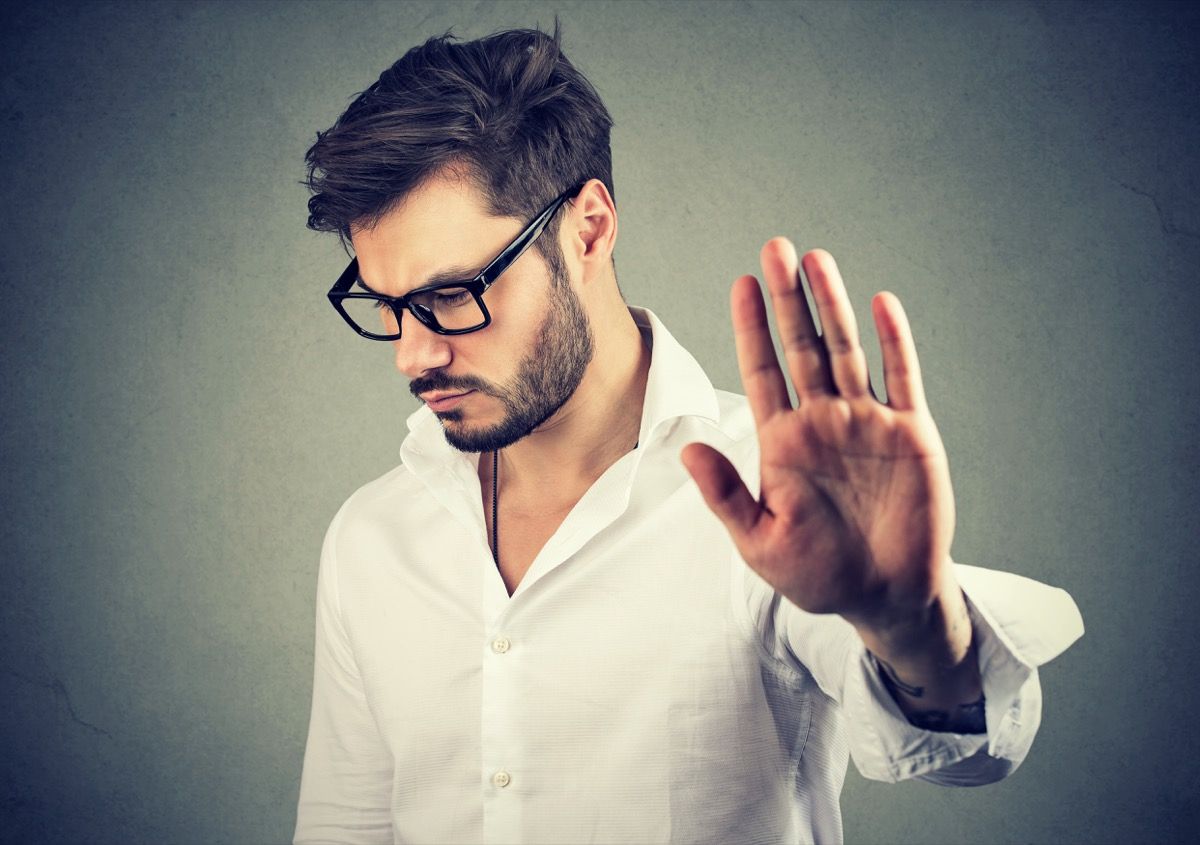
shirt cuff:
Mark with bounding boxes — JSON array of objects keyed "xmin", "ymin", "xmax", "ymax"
[{"xmin": 842, "ymin": 562, "xmax": 1083, "ymax": 784}]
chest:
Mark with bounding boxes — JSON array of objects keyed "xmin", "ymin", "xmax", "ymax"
[
  {"xmin": 339, "ymin": 487, "xmax": 811, "ymax": 845},
  {"xmin": 487, "ymin": 496, "xmax": 577, "ymax": 596}
]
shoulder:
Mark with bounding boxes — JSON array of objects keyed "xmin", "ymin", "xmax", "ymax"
[{"xmin": 322, "ymin": 461, "xmax": 425, "ymax": 555}]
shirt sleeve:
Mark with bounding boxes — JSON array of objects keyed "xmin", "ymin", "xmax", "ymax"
[
  {"xmin": 293, "ymin": 506, "xmax": 394, "ymax": 845},
  {"xmin": 738, "ymin": 557, "xmax": 1084, "ymax": 785}
]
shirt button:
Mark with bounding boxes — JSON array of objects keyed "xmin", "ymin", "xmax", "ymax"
[
  {"xmin": 491, "ymin": 637, "xmax": 511, "ymax": 654},
  {"xmin": 492, "ymin": 770, "xmax": 511, "ymax": 788}
]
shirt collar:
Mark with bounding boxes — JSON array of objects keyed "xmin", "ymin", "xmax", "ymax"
[
  {"xmin": 400, "ymin": 305, "xmax": 720, "ymax": 467},
  {"xmin": 629, "ymin": 305, "xmax": 720, "ymax": 445}
]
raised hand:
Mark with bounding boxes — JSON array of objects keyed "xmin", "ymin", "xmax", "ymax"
[{"xmin": 681, "ymin": 239, "xmax": 977, "ymax": 711}]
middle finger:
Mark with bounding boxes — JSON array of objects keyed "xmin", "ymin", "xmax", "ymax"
[
  {"xmin": 760, "ymin": 237, "xmax": 834, "ymax": 399},
  {"xmin": 799, "ymin": 248, "xmax": 870, "ymax": 399}
]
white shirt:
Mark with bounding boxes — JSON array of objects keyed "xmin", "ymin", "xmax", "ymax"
[{"xmin": 294, "ymin": 307, "xmax": 1084, "ymax": 845}]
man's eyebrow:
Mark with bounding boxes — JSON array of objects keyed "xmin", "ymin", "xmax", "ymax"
[{"xmin": 355, "ymin": 264, "xmax": 483, "ymax": 296}]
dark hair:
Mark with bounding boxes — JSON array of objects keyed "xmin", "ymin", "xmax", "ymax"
[{"xmin": 303, "ymin": 21, "xmax": 615, "ymax": 270}]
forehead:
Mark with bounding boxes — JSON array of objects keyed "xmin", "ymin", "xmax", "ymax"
[{"xmin": 349, "ymin": 175, "xmax": 515, "ymax": 296}]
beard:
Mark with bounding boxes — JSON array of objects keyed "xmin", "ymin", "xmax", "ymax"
[{"xmin": 408, "ymin": 249, "xmax": 595, "ymax": 454}]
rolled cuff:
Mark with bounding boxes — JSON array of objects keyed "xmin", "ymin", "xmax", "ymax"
[{"xmin": 843, "ymin": 562, "xmax": 1082, "ymax": 784}]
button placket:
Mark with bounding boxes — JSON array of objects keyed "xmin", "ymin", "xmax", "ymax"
[{"xmin": 482, "ymin": 629, "xmax": 519, "ymax": 836}]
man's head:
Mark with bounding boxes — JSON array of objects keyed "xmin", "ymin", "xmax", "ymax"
[
  {"xmin": 304, "ymin": 25, "xmax": 621, "ymax": 453},
  {"xmin": 304, "ymin": 23, "xmax": 614, "ymax": 274}
]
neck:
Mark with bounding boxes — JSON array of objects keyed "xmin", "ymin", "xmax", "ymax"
[{"xmin": 491, "ymin": 306, "xmax": 650, "ymax": 501}]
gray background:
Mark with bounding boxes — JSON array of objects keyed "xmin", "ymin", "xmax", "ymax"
[{"xmin": 1, "ymin": 1, "xmax": 1196, "ymax": 843}]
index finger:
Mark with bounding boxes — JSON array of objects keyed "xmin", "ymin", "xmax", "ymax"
[{"xmin": 731, "ymin": 273, "xmax": 791, "ymax": 426}]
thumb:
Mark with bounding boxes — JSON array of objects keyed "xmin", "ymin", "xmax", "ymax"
[{"xmin": 680, "ymin": 442, "xmax": 762, "ymax": 541}]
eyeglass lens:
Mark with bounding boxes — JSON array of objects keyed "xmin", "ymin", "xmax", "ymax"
[{"xmin": 339, "ymin": 287, "xmax": 487, "ymax": 338}]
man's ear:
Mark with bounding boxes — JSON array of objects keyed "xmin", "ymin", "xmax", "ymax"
[{"xmin": 568, "ymin": 179, "xmax": 618, "ymax": 279}]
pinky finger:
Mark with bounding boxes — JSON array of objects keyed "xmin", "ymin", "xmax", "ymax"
[{"xmin": 872, "ymin": 291, "xmax": 927, "ymax": 412}]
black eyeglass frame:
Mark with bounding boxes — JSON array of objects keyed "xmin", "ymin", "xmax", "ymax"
[{"xmin": 327, "ymin": 182, "xmax": 587, "ymax": 340}]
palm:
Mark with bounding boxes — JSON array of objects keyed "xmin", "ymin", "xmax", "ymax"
[
  {"xmin": 751, "ymin": 393, "xmax": 953, "ymax": 618},
  {"xmin": 683, "ymin": 240, "xmax": 956, "ymax": 626}
]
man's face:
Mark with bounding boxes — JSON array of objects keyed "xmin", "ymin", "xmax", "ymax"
[{"xmin": 349, "ymin": 175, "xmax": 594, "ymax": 453}]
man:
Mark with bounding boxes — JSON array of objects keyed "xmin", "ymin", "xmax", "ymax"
[{"xmin": 294, "ymin": 24, "xmax": 1083, "ymax": 845}]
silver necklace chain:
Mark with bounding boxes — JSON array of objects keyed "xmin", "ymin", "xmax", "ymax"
[
  {"xmin": 490, "ymin": 439, "xmax": 643, "ymax": 572},
  {"xmin": 491, "ymin": 449, "xmax": 499, "ymax": 568}
]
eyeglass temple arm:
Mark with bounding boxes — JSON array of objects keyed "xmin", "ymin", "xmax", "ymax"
[{"xmin": 480, "ymin": 183, "xmax": 587, "ymax": 287}]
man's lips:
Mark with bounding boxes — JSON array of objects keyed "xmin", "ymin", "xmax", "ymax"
[{"xmin": 422, "ymin": 390, "xmax": 474, "ymax": 411}]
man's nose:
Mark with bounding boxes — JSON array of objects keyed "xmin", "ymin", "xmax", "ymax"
[{"xmin": 392, "ymin": 311, "xmax": 452, "ymax": 378}]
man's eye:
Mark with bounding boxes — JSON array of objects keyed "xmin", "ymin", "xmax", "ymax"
[{"xmin": 435, "ymin": 289, "xmax": 473, "ymax": 306}]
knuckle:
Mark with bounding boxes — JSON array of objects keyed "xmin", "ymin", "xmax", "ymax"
[
  {"xmin": 784, "ymin": 329, "xmax": 819, "ymax": 352},
  {"xmin": 827, "ymin": 335, "xmax": 858, "ymax": 355}
]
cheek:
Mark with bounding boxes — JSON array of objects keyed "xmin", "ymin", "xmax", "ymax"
[{"xmin": 483, "ymin": 267, "xmax": 549, "ymax": 341}]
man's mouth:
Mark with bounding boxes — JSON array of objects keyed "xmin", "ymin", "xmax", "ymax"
[{"xmin": 422, "ymin": 390, "xmax": 475, "ymax": 412}]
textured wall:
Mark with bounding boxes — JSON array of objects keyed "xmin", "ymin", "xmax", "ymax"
[{"xmin": 1, "ymin": 1, "xmax": 1196, "ymax": 843}]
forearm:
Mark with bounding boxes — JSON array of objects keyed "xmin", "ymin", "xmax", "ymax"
[{"xmin": 849, "ymin": 579, "xmax": 986, "ymax": 733}]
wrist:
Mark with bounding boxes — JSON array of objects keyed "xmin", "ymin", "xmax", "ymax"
[{"xmin": 850, "ymin": 577, "xmax": 975, "ymax": 688}]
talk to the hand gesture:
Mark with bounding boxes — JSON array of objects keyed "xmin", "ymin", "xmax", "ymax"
[{"xmin": 681, "ymin": 238, "xmax": 958, "ymax": 634}]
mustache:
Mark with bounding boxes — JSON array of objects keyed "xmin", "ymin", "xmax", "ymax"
[{"xmin": 409, "ymin": 372, "xmax": 494, "ymax": 399}]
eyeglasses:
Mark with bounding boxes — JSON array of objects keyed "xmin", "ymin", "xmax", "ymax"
[{"xmin": 327, "ymin": 183, "xmax": 586, "ymax": 341}]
